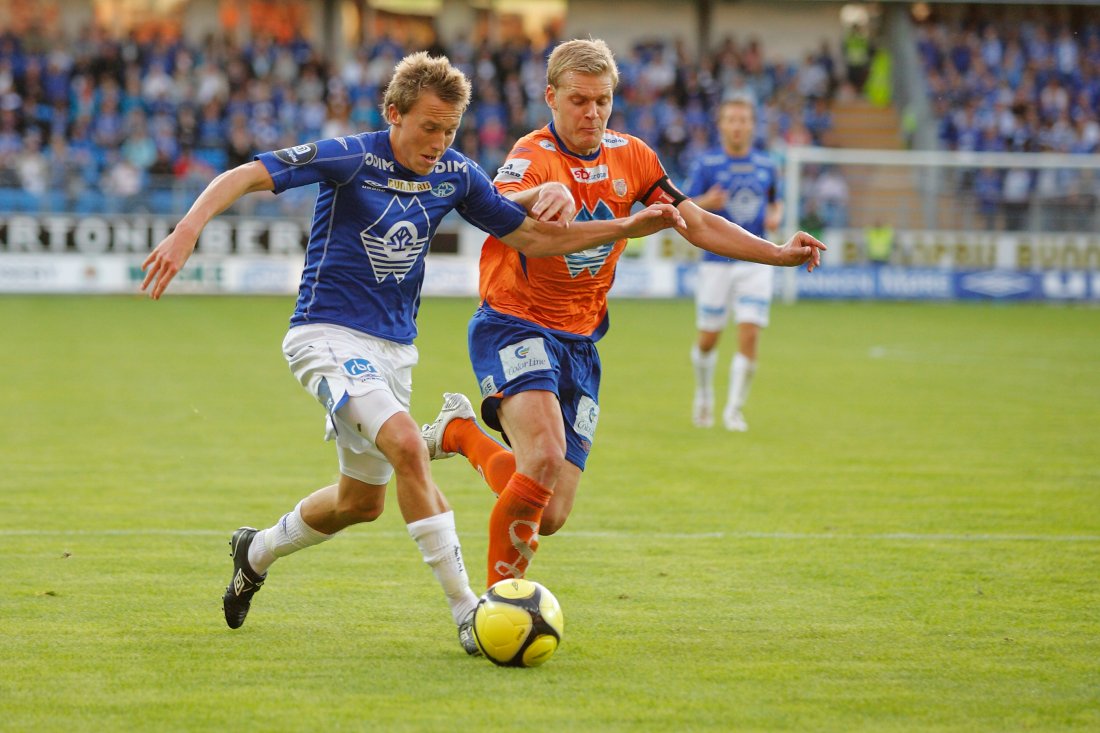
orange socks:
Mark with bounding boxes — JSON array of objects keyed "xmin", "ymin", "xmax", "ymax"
[
  {"xmin": 442, "ymin": 419, "xmax": 551, "ymax": 586},
  {"xmin": 442, "ymin": 418, "xmax": 516, "ymax": 496},
  {"xmin": 487, "ymin": 473, "xmax": 552, "ymax": 587}
]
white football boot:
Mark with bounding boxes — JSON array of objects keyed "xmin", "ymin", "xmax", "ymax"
[
  {"xmin": 722, "ymin": 406, "xmax": 748, "ymax": 432},
  {"xmin": 692, "ymin": 391, "xmax": 714, "ymax": 428},
  {"xmin": 421, "ymin": 392, "xmax": 476, "ymax": 460}
]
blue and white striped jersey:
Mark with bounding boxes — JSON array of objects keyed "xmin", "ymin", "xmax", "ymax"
[
  {"xmin": 256, "ymin": 131, "xmax": 526, "ymax": 344},
  {"xmin": 682, "ymin": 150, "xmax": 779, "ymax": 264}
]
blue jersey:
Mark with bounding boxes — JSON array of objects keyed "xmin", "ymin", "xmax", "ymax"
[
  {"xmin": 683, "ymin": 149, "xmax": 779, "ymax": 264},
  {"xmin": 257, "ymin": 131, "xmax": 527, "ymax": 344}
]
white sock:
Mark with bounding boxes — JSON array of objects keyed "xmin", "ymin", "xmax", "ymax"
[
  {"xmin": 407, "ymin": 510, "xmax": 479, "ymax": 624},
  {"xmin": 691, "ymin": 345, "xmax": 718, "ymax": 401},
  {"xmin": 248, "ymin": 500, "xmax": 334, "ymax": 575},
  {"xmin": 727, "ymin": 353, "xmax": 756, "ymax": 414}
]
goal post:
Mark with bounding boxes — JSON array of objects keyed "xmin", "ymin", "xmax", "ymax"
[{"xmin": 779, "ymin": 146, "xmax": 1100, "ymax": 302}]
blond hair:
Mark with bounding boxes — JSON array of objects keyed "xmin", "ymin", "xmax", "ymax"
[
  {"xmin": 381, "ymin": 51, "xmax": 472, "ymax": 119},
  {"xmin": 546, "ymin": 39, "xmax": 620, "ymax": 89},
  {"xmin": 719, "ymin": 93, "xmax": 756, "ymax": 120}
]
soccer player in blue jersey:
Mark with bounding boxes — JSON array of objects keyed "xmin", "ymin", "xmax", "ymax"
[
  {"xmin": 684, "ymin": 95, "xmax": 783, "ymax": 432},
  {"xmin": 140, "ymin": 51, "xmax": 683, "ymax": 654}
]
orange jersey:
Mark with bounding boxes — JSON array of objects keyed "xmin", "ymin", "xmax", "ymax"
[{"xmin": 479, "ymin": 125, "xmax": 677, "ymax": 338}]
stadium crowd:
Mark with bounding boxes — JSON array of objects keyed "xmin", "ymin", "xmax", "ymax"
[
  {"xmin": 0, "ymin": 21, "xmax": 842, "ymax": 219},
  {"xmin": 918, "ymin": 7, "xmax": 1099, "ymax": 156},
  {"xmin": 916, "ymin": 5, "xmax": 1100, "ymax": 230}
]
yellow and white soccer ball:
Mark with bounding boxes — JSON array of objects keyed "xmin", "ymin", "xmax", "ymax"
[{"xmin": 472, "ymin": 578, "xmax": 564, "ymax": 667}]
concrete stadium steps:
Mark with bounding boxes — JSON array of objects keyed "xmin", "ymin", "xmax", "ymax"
[
  {"xmin": 824, "ymin": 99, "xmax": 903, "ymax": 150},
  {"xmin": 824, "ymin": 99, "xmax": 914, "ymax": 228}
]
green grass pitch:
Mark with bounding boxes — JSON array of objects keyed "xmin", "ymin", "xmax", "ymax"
[{"xmin": 1, "ymin": 294, "xmax": 1097, "ymax": 732}]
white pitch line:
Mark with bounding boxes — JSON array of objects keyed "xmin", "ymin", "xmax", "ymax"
[{"xmin": 0, "ymin": 529, "xmax": 1097, "ymax": 542}]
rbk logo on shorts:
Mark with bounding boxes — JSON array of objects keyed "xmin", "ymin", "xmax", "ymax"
[
  {"xmin": 573, "ymin": 395, "xmax": 599, "ymax": 440},
  {"xmin": 498, "ymin": 337, "xmax": 550, "ymax": 381},
  {"xmin": 343, "ymin": 358, "xmax": 380, "ymax": 380}
]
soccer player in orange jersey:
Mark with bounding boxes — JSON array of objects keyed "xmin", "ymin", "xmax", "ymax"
[{"xmin": 422, "ymin": 39, "xmax": 825, "ymax": 587}]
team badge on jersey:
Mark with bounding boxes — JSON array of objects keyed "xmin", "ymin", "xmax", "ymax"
[
  {"xmin": 613, "ymin": 178, "xmax": 628, "ymax": 196},
  {"xmin": 565, "ymin": 200, "xmax": 616, "ymax": 277},
  {"xmin": 431, "ymin": 182, "xmax": 456, "ymax": 197},
  {"xmin": 359, "ymin": 195, "xmax": 431, "ymax": 283},
  {"xmin": 728, "ymin": 188, "xmax": 765, "ymax": 223}
]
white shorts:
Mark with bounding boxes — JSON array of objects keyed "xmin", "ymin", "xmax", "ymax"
[
  {"xmin": 694, "ymin": 261, "xmax": 774, "ymax": 331},
  {"xmin": 282, "ymin": 323, "xmax": 417, "ymax": 485}
]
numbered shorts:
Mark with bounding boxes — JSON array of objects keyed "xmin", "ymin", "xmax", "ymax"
[
  {"xmin": 468, "ymin": 306, "xmax": 601, "ymax": 471},
  {"xmin": 282, "ymin": 323, "xmax": 416, "ymax": 485},
  {"xmin": 695, "ymin": 261, "xmax": 775, "ymax": 331}
]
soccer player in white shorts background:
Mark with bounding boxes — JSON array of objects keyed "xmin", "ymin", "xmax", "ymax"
[
  {"xmin": 140, "ymin": 52, "xmax": 683, "ymax": 654},
  {"xmin": 684, "ymin": 94, "xmax": 783, "ymax": 432}
]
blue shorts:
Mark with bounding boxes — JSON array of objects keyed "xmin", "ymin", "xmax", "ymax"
[{"xmin": 467, "ymin": 305, "xmax": 601, "ymax": 470}]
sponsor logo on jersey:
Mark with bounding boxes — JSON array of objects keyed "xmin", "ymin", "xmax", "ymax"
[
  {"xmin": 361, "ymin": 179, "xmax": 386, "ymax": 190},
  {"xmin": 431, "ymin": 182, "xmax": 456, "ymax": 198},
  {"xmin": 613, "ymin": 178, "xmax": 628, "ymax": 197},
  {"xmin": 342, "ymin": 358, "xmax": 381, "ymax": 381},
  {"xmin": 602, "ymin": 133, "xmax": 628, "ymax": 148},
  {"xmin": 274, "ymin": 143, "xmax": 318, "ymax": 165},
  {"xmin": 538, "ymin": 140, "xmax": 557, "ymax": 151},
  {"xmin": 494, "ymin": 158, "xmax": 532, "ymax": 183},
  {"xmin": 433, "ymin": 160, "xmax": 468, "ymax": 173},
  {"xmin": 565, "ymin": 199, "xmax": 617, "ymax": 277},
  {"xmin": 364, "ymin": 152, "xmax": 395, "ymax": 172},
  {"xmin": 512, "ymin": 146, "xmax": 532, "ymax": 154},
  {"xmin": 498, "ymin": 337, "xmax": 550, "ymax": 381},
  {"xmin": 570, "ymin": 165, "xmax": 609, "ymax": 184},
  {"xmin": 573, "ymin": 395, "xmax": 600, "ymax": 440},
  {"xmin": 359, "ymin": 195, "xmax": 431, "ymax": 283},
  {"xmin": 387, "ymin": 178, "xmax": 432, "ymax": 193}
]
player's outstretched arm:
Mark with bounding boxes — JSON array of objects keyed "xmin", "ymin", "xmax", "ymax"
[
  {"xmin": 141, "ymin": 161, "xmax": 275, "ymax": 299},
  {"xmin": 500, "ymin": 203, "xmax": 685, "ymax": 258},
  {"xmin": 674, "ymin": 200, "xmax": 825, "ymax": 271},
  {"xmin": 505, "ymin": 182, "xmax": 576, "ymax": 224}
]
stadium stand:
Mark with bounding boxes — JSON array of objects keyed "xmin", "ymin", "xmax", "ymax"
[
  {"xmin": 0, "ymin": 7, "xmax": 842, "ymax": 220},
  {"xmin": 911, "ymin": 3, "xmax": 1099, "ymax": 231}
]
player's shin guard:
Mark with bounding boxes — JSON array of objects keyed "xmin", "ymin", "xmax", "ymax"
[
  {"xmin": 408, "ymin": 510, "xmax": 479, "ymax": 624},
  {"xmin": 728, "ymin": 352, "xmax": 756, "ymax": 412},
  {"xmin": 691, "ymin": 344, "xmax": 718, "ymax": 395},
  {"xmin": 444, "ymin": 418, "xmax": 516, "ymax": 495},
  {"xmin": 487, "ymin": 473, "xmax": 551, "ymax": 586}
]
